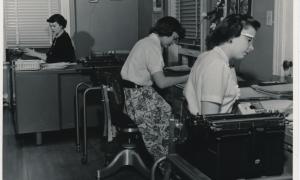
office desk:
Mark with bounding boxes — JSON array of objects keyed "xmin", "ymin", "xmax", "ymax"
[{"xmin": 11, "ymin": 64, "xmax": 121, "ymax": 144}]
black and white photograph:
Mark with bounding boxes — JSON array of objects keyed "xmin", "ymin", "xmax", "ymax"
[{"xmin": 0, "ymin": 0, "xmax": 298, "ymax": 180}]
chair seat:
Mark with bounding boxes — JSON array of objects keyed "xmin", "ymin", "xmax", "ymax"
[{"xmin": 111, "ymin": 110, "xmax": 138, "ymax": 130}]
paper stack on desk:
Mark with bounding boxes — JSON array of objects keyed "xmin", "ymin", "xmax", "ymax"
[
  {"xmin": 42, "ymin": 62, "xmax": 75, "ymax": 70},
  {"xmin": 240, "ymin": 87, "xmax": 270, "ymax": 99},
  {"xmin": 260, "ymin": 99, "xmax": 292, "ymax": 113},
  {"xmin": 251, "ymin": 84, "xmax": 292, "ymax": 96},
  {"xmin": 15, "ymin": 59, "xmax": 43, "ymax": 71}
]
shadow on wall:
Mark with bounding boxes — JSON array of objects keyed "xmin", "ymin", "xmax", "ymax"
[{"xmin": 72, "ymin": 31, "xmax": 95, "ymax": 59}]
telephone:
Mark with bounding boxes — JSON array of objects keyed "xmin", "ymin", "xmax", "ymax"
[{"xmin": 237, "ymin": 101, "xmax": 267, "ymax": 115}]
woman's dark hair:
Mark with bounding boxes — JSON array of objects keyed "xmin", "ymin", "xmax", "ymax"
[
  {"xmin": 47, "ymin": 14, "xmax": 67, "ymax": 28},
  {"xmin": 149, "ymin": 16, "xmax": 185, "ymax": 39},
  {"xmin": 206, "ymin": 14, "xmax": 261, "ymax": 50}
]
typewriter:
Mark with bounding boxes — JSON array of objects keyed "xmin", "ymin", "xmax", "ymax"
[
  {"xmin": 180, "ymin": 112, "xmax": 286, "ymax": 180},
  {"xmin": 189, "ymin": 112, "xmax": 285, "ymax": 133},
  {"xmin": 79, "ymin": 54, "xmax": 124, "ymax": 67}
]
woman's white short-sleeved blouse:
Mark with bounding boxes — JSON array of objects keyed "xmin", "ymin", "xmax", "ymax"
[
  {"xmin": 121, "ymin": 33, "xmax": 164, "ymax": 86},
  {"xmin": 184, "ymin": 47, "xmax": 240, "ymax": 115}
]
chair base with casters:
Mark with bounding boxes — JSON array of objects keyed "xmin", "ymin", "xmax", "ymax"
[
  {"xmin": 96, "ymin": 83, "xmax": 150, "ymax": 179},
  {"xmin": 97, "ymin": 149, "xmax": 150, "ymax": 179}
]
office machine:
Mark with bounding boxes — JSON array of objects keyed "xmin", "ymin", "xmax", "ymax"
[
  {"xmin": 78, "ymin": 53, "xmax": 126, "ymax": 68},
  {"xmin": 76, "ymin": 54, "xmax": 125, "ymax": 85},
  {"xmin": 179, "ymin": 112, "xmax": 286, "ymax": 180}
]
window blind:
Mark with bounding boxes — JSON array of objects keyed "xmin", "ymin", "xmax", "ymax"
[
  {"xmin": 176, "ymin": 0, "xmax": 201, "ymax": 47},
  {"xmin": 4, "ymin": 0, "xmax": 60, "ymax": 48}
]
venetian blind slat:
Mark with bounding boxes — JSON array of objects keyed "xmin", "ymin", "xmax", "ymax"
[
  {"xmin": 4, "ymin": 0, "xmax": 60, "ymax": 47},
  {"xmin": 176, "ymin": 0, "xmax": 201, "ymax": 42}
]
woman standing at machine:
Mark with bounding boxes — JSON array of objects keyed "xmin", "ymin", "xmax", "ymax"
[
  {"xmin": 184, "ymin": 14, "xmax": 261, "ymax": 115},
  {"xmin": 22, "ymin": 14, "xmax": 75, "ymax": 63},
  {"xmin": 121, "ymin": 16, "xmax": 189, "ymax": 161}
]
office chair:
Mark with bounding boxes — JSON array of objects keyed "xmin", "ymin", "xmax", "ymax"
[
  {"xmin": 74, "ymin": 68, "xmax": 106, "ymax": 163},
  {"xmin": 75, "ymin": 65, "xmax": 121, "ymax": 163},
  {"xmin": 96, "ymin": 73, "xmax": 150, "ymax": 179},
  {"xmin": 75, "ymin": 81, "xmax": 102, "ymax": 163}
]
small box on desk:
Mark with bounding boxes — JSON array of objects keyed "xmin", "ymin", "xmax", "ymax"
[{"xmin": 178, "ymin": 113, "xmax": 286, "ymax": 180}]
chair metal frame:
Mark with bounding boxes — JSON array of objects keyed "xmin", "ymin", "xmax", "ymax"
[
  {"xmin": 96, "ymin": 83, "xmax": 150, "ymax": 179},
  {"xmin": 75, "ymin": 81, "xmax": 102, "ymax": 163}
]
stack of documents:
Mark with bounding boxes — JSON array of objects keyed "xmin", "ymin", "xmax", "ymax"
[
  {"xmin": 260, "ymin": 99, "xmax": 292, "ymax": 113},
  {"xmin": 15, "ymin": 59, "xmax": 43, "ymax": 71},
  {"xmin": 251, "ymin": 84, "xmax": 292, "ymax": 97},
  {"xmin": 42, "ymin": 62, "xmax": 76, "ymax": 70}
]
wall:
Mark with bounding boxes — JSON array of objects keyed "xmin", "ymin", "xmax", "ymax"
[
  {"xmin": 273, "ymin": 0, "xmax": 293, "ymax": 77},
  {"xmin": 238, "ymin": 0, "xmax": 275, "ymax": 81},
  {"xmin": 69, "ymin": 0, "xmax": 76, "ymax": 39},
  {"xmin": 283, "ymin": 0, "xmax": 293, "ymax": 62},
  {"xmin": 73, "ymin": 0, "xmax": 139, "ymax": 58},
  {"xmin": 138, "ymin": 0, "xmax": 153, "ymax": 39}
]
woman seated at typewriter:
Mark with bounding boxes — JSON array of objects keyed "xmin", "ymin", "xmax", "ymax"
[
  {"xmin": 22, "ymin": 14, "xmax": 75, "ymax": 63},
  {"xmin": 121, "ymin": 16, "xmax": 189, "ymax": 161},
  {"xmin": 184, "ymin": 14, "xmax": 261, "ymax": 115}
]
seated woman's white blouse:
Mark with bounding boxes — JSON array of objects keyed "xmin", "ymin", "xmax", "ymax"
[
  {"xmin": 121, "ymin": 33, "xmax": 164, "ymax": 86},
  {"xmin": 184, "ymin": 47, "xmax": 240, "ymax": 115}
]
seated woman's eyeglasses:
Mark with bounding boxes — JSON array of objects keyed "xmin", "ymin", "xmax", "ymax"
[{"xmin": 240, "ymin": 32, "xmax": 254, "ymax": 44}]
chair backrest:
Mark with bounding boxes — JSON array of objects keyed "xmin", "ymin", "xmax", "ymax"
[
  {"xmin": 105, "ymin": 72, "xmax": 125, "ymax": 111},
  {"xmin": 103, "ymin": 72, "xmax": 135, "ymax": 128}
]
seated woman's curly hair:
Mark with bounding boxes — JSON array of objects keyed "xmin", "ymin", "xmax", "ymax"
[
  {"xmin": 149, "ymin": 16, "xmax": 185, "ymax": 39},
  {"xmin": 47, "ymin": 14, "xmax": 67, "ymax": 28},
  {"xmin": 205, "ymin": 14, "xmax": 261, "ymax": 50}
]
